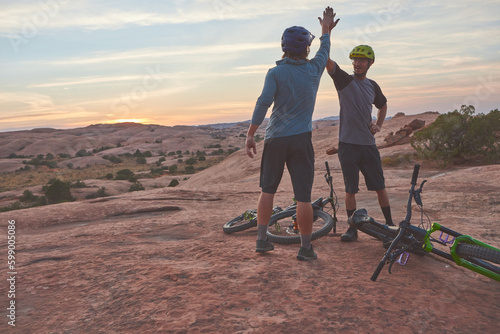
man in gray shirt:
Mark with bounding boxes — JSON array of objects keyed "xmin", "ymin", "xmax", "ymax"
[{"xmin": 327, "ymin": 45, "xmax": 394, "ymax": 242}]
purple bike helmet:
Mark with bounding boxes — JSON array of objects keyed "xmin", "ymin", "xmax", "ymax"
[{"xmin": 281, "ymin": 26, "xmax": 315, "ymax": 53}]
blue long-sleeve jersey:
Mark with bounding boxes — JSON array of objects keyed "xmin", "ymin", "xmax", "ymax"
[{"xmin": 251, "ymin": 33, "xmax": 330, "ymax": 140}]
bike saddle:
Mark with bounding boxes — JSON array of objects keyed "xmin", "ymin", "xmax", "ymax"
[{"xmin": 348, "ymin": 209, "xmax": 374, "ymax": 228}]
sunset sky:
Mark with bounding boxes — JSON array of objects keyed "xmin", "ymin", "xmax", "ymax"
[{"xmin": 1, "ymin": 0, "xmax": 499, "ymax": 132}]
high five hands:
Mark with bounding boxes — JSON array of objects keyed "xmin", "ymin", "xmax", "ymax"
[{"xmin": 318, "ymin": 6, "xmax": 340, "ymax": 33}]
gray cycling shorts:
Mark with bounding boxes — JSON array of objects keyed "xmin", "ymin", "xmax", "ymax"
[
  {"xmin": 338, "ymin": 142, "xmax": 385, "ymax": 193},
  {"xmin": 260, "ymin": 132, "xmax": 314, "ymax": 202}
]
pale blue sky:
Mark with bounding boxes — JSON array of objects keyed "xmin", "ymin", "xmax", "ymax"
[{"xmin": 1, "ymin": 0, "xmax": 499, "ymax": 131}]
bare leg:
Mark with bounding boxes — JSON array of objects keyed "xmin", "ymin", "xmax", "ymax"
[
  {"xmin": 255, "ymin": 192, "xmax": 275, "ymax": 253},
  {"xmin": 375, "ymin": 188, "xmax": 390, "ymax": 207},
  {"xmin": 256, "ymin": 192, "xmax": 274, "ymax": 240},
  {"xmin": 345, "ymin": 192, "xmax": 356, "ymax": 212},
  {"xmin": 296, "ymin": 201, "xmax": 313, "ymax": 235}
]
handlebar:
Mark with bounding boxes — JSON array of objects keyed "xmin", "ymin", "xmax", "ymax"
[
  {"xmin": 371, "ymin": 164, "xmax": 423, "ymax": 282},
  {"xmin": 411, "ymin": 164, "xmax": 420, "ymax": 186},
  {"xmin": 325, "ymin": 160, "xmax": 331, "ymax": 176}
]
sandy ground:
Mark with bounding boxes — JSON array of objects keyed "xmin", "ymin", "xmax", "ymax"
[
  {"xmin": 0, "ymin": 162, "xmax": 499, "ymax": 333},
  {"xmin": 0, "ymin": 113, "xmax": 499, "ymax": 333}
]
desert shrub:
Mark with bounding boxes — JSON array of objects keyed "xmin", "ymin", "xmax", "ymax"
[
  {"xmin": 45, "ymin": 153, "xmax": 54, "ymax": 160},
  {"xmin": 105, "ymin": 173, "xmax": 114, "ymax": 180},
  {"xmin": 169, "ymin": 165, "xmax": 178, "ymax": 173},
  {"xmin": 42, "ymin": 179, "xmax": 76, "ymax": 204},
  {"xmin": 19, "ymin": 190, "xmax": 38, "ymax": 202},
  {"xmin": 185, "ymin": 165, "xmax": 195, "ymax": 174},
  {"xmin": 150, "ymin": 167, "xmax": 163, "ymax": 175},
  {"xmin": 129, "ymin": 182, "xmax": 145, "ymax": 192},
  {"xmin": 168, "ymin": 179, "xmax": 179, "ymax": 187},
  {"xmin": 198, "ymin": 155, "xmax": 206, "ymax": 162},
  {"xmin": 0, "ymin": 202, "xmax": 21, "ymax": 212},
  {"xmin": 411, "ymin": 105, "xmax": 500, "ymax": 163},
  {"xmin": 136, "ymin": 157, "xmax": 147, "ymax": 164},
  {"xmin": 115, "ymin": 169, "xmax": 135, "ymax": 180},
  {"xmin": 76, "ymin": 149, "xmax": 92, "ymax": 157},
  {"xmin": 185, "ymin": 157, "xmax": 197, "ymax": 165}
]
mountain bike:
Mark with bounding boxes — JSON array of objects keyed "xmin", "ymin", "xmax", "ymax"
[
  {"xmin": 223, "ymin": 161, "xmax": 339, "ymax": 244},
  {"xmin": 348, "ymin": 164, "xmax": 500, "ymax": 282},
  {"xmin": 265, "ymin": 161, "xmax": 339, "ymax": 244}
]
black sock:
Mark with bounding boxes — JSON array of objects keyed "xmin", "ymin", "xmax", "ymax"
[
  {"xmin": 347, "ymin": 208, "xmax": 356, "ymax": 218},
  {"xmin": 381, "ymin": 206, "xmax": 394, "ymax": 226}
]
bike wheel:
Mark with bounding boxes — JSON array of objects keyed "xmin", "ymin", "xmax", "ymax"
[
  {"xmin": 266, "ymin": 209, "xmax": 334, "ymax": 245},
  {"xmin": 455, "ymin": 244, "xmax": 500, "ymax": 275},
  {"xmin": 222, "ymin": 211, "xmax": 257, "ymax": 234}
]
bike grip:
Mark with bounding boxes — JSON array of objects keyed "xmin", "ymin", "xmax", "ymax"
[
  {"xmin": 411, "ymin": 164, "xmax": 420, "ymax": 185},
  {"xmin": 371, "ymin": 260, "xmax": 386, "ymax": 282},
  {"xmin": 325, "ymin": 161, "xmax": 331, "ymax": 175}
]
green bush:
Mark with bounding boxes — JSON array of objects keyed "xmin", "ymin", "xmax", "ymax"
[
  {"xmin": 42, "ymin": 179, "xmax": 76, "ymax": 204},
  {"xmin": 115, "ymin": 169, "xmax": 135, "ymax": 180},
  {"xmin": 19, "ymin": 190, "xmax": 38, "ymax": 203},
  {"xmin": 185, "ymin": 157, "xmax": 197, "ymax": 165},
  {"xmin": 76, "ymin": 149, "xmax": 92, "ymax": 157},
  {"xmin": 169, "ymin": 165, "xmax": 178, "ymax": 173},
  {"xmin": 129, "ymin": 182, "xmax": 145, "ymax": 192},
  {"xmin": 185, "ymin": 165, "xmax": 195, "ymax": 174},
  {"xmin": 411, "ymin": 105, "xmax": 500, "ymax": 163},
  {"xmin": 168, "ymin": 179, "xmax": 179, "ymax": 187}
]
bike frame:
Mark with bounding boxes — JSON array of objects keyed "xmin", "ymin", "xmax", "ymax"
[
  {"xmin": 371, "ymin": 164, "xmax": 500, "ymax": 282},
  {"xmin": 422, "ymin": 223, "xmax": 500, "ymax": 281}
]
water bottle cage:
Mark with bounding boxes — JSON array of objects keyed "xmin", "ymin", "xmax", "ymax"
[{"xmin": 439, "ymin": 232, "xmax": 455, "ymax": 245}]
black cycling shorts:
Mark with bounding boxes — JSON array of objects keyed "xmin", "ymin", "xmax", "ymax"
[
  {"xmin": 338, "ymin": 142, "xmax": 385, "ymax": 193},
  {"xmin": 260, "ymin": 132, "xmax": 314, "ymax": 202}
]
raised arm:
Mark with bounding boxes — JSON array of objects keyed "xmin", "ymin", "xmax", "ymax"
[
  {"xmin": 318, "ymin": 6, "xmax": 339, "ymax": 35},
  {"xmin": 318, "ymin": 7, "xmax": 340, "ymax": 72}
]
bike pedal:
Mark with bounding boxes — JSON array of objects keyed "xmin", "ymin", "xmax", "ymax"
[
  {"xmin": 396, "ymin": 252, "xmax": 410, "ymax": 266},
  {"xmin": 439, "ymin": 232, "xmax": 455, "ymax": 244}
]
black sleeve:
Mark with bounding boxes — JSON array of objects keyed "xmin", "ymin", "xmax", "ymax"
[
  {"xmin": 369, "ymin": 79, "xmax": 387, "ymax": 109},
  {"xmin": 328, "ymin": 62, "xmax": 353, "ymax": 92}
]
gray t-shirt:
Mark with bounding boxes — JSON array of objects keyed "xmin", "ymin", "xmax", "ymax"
[{"xmin": 329, "ymin": 63, "xmax": 387, "ymax": 145}]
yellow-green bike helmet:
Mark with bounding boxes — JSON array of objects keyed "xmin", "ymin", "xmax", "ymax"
[{"xmin": 349, "ymin": 45, "xmax": 375, "ymax": 62}]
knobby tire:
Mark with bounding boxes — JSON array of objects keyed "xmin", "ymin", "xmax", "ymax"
[
  {"xmin": 455, "ymin": 244, "xmax": 500, "ymax": 274},
  {"xmin": 222, "ymin": 213, "xmax": 257, "ymax": 234},
  {"xmin": 266, "ymin": 209, "xmax": 334, "ymax": 244}
]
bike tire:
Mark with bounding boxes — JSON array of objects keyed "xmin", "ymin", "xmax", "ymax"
[
  {"xmin": 222, "ymin": 212, "xmax": 257, "ymax": 234},
  {"xmin": 266, "ymin": 209, "xmax": 334, "ymax": 245},
  {"xmin": 456, "ymin": 244, "xmax": 500, "ymax": 273}
]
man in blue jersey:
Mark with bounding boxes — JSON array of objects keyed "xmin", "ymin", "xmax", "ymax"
[
  {"xmin": 326, "ymin": 45, "xmax": 395, "ymax": 242},
  {"xmin": 245, "ymin": 7, "xmax": 339, "ymax": 260}
]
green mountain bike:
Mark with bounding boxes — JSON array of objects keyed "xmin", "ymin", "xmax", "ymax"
[{"xmin": 349, "ymin": 164, "xmax": 500, "ymax": 282}]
